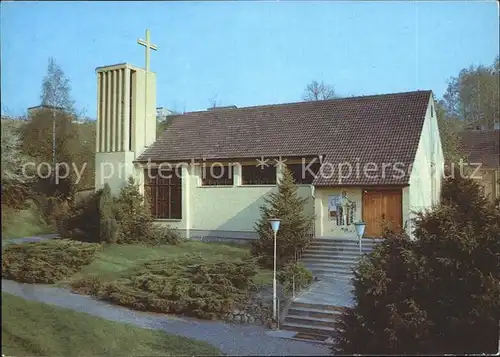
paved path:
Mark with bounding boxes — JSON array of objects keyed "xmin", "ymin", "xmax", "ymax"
[
  {"xmin": 2, "ymin": 280, "xmax": 330, "ymax": 356},
  {"xmin": 295, "ymin": 278, "xmax": 354, "ymax": 307},
  {"xmin": 2, "ymin": 233, "xmax": 59, "ymax": 247}
]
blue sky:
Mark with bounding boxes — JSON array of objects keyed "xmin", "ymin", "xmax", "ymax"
[{"xmin": 1, "ymin": 1, "xmax": 498, "ymax": 118}]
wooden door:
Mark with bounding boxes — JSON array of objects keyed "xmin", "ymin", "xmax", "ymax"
[{"xmin": 362, "ymin": 190, "xmax": 402, "ymax": 238}]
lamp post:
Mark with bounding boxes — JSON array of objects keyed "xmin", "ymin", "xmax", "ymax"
[
  {"xmin": 354, "ymin": 221, "xmax": 366, "ymax": 253},
  {"xmin": 268, "ymin": 218, "xmax": 281, "ymax": 322}
]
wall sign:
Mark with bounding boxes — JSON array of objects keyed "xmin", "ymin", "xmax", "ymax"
[{"xmin": 328, "ymin": 195, "xmax": 340, "ymax": 220}]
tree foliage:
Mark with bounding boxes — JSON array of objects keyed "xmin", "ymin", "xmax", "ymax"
[
  {"xmin": 334, "ymin": 168, "xmax": 500, "ymax": 355},
  {"xmin": 1, "ymin": 122, "xmax": 34, "ymax": 209},
  {"xmin": 303, "ymin": 80, "xmax": 336, "ymax": 101},
  {"xmin": 251, "ymin": 167, "xmax": 315, "ymax": 267},
  {"xmin": 441, "ymin": 56, "xmax": 499, "ymax": 128},
  {"xmin": 434, "ymin": 98, "xmax": 467, "ymax": 164}
]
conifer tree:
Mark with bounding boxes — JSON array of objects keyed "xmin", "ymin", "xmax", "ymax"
[
  {"xmin": 252, "ymin": 167, "xmax": 314, "ymax": 267},
  {"xmin": 333, "ymin": 168, "xmax": 500, "ymax": 355}
]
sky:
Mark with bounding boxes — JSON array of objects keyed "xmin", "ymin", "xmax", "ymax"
[{"xmin": 1, "ymin": 1, "xmax": 499, "ymax": 118}]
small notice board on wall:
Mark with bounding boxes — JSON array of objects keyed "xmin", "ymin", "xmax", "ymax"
[{"xmin": 328, "ymin": 195, "xmax": 340, "ymax": 220}]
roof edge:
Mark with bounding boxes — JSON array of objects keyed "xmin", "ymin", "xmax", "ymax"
[{"xmin": 175, "ymin": 90, "xmax": 433, "ymax": 116}]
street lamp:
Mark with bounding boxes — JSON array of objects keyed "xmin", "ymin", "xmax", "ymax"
[
  {"xmin": 268, "ymin": 218, "xmax": 281, "ymax": 322},
  {"xmin": 354, "ymin": 221, "xmax": 366, "ymax": 253}
]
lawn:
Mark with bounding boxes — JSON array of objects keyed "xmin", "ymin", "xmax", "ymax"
[
  {"xmin": 67, "ymin": 240, "xmax": 273, "ymax": 287},
  {"xmin": 1, "ymin": 292, "xmax": 222, "ymax": 356},
  {"xmin": 1, "ymin": 201, "xmax": 54, "ymax": 240}
]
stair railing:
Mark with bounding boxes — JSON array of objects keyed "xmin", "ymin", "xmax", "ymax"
[{"xmin": 291, "ymin": 228, "xmax": 315, "ymax": 298}]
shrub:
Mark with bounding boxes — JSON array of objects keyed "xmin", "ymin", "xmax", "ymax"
[
  {"xmin": 59, "ymin": 190, "xmax": 102, "ymax": 242},
  {"xmin": 277, "ymin": 261, "xmax": 313, "ymax": 293},
  {"xmin": 334, "ymin": 170, "xmax": 500, "ymax": 355},
  {"xmin": 99, "ymin": 184, "xmax": 118, "ymax": 244},
  {"xmin": 114, "ymin": 177, "xmax": 155, "ymax": 244},
  {"xmin": 71, "ymin": 255, "xmax": 259, "ymax": 319},
  {"xmin": 151, "ymin": 226, "xmax": 185, "ymax": 245},
  {"xmin": 2, "ymin": 239, "xmax": 101, "ymax": 283},
  {"xmin": 252, "ymin": 167, "xmax": 314, "ymax": 267}
]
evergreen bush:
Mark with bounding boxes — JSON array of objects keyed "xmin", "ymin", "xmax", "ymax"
[
  {"xmin": 252, "ymin": 167, "xmax": 314, "ymax": 267},
  {"xmin": 2, "ymin": 239, "xmax": 101, "ymax": 283},
  {"xmin": 71, "ymin": 255, "xmax": 259, "ymax": 320},
  {"xmin": 114, "ymin": 177, "xmax": 155, "ymax": 244},
  {"xmin": 277, "ymin": 261, "xmax": 313, "ymax": 293},
  {"xmin": 334, "ymin": 168, "xmax": 500, "ymax": 355}
]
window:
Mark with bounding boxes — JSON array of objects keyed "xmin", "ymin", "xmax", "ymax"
[
  {"xmin": 144, "ymin": 168, "xmax": 182, "ymax": 219},
  {"xmin": 431, "ymin": 105, "xmax": 434, "ymax": 117},
  {"xmin": 241, "ymin": 165, "xmax": 276, "ymax": 185},
  {"xmin": 202, "ymin": 165, "xmax": 233, "ymax": 186},
  {"xmin": 286, "ymin": 162, "xmax": 321, "ymax": 184}
]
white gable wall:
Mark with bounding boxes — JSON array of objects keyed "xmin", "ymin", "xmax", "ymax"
[{"xmin": 407, "ymin": 96, "xmax": 445, "ymax": 237}]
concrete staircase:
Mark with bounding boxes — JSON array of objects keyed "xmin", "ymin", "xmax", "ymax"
[
  {"xmin": 301, "ymin": 238, "xmax": 382, "ymax": 281},
  {"xmin": 280, "ymin": 238, "xmax": 382, "ymax": 343}
]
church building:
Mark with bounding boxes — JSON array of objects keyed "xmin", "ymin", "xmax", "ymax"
[{"xmin": 94, "ymin": 42, "xmax": 444, "ymax": 241}]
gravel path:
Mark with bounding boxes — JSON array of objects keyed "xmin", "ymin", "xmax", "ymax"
[{"xmin": 2, "ymin": 279, "xmax": 330, "ymax": 356}]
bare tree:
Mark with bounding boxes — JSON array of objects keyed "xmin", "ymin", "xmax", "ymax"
[
  {"xmin": 209, "ymin": 94, "xmax": 219, "ymax": 109},
  {"xmin": 303, "ymin": 80, "xmax": 336, "ymax": 101},
  {"xmin": 40, "ymin": 57, "xmax": 76, "ymax": 113}
]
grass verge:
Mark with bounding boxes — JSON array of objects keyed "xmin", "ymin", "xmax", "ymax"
[
  {"xmin": 68, "ymin": 240, "xmax": 273, "ymax": 286},
  {"xmin": 2, "ymin": 292, "xmax": 221, "ymax": 356},
  {"xmin": 1, "ymin": 201, "xmax": 53, "ymax": 240}
]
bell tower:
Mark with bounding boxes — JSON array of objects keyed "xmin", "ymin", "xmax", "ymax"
[
  {"xmin": 94, "ymin": 63, "xmax": 157, "ymax": 194},
  {"xmin": 94, "ymin": 30, "xmax": 158, "ymax": 194}
]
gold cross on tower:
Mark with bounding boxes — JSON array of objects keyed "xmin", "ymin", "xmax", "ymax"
[{"xmin": 137, "ymin": 29, "xmax": 158, "ymax": 73}]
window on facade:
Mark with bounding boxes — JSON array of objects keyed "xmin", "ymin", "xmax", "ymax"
[
  {"xmin": 144, "ymin": 168, "xmax": 182, "ymax": 219},
  {"xmin": 202, "ymin": 165, "xmax": 233, "ymax": 186},
  {"xmin": 286, "ymin": 162, "xmax": 321, "ymax": 184},
  {"xmin": 241, "ymin": 165, "xmax": 276, "ymax": 185}
]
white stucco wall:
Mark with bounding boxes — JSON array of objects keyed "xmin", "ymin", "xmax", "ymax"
[
  {"xmin": 407, "ymin": 96, "xmax": 445, "ymax": 236},
  {"xmin": 95, "ymin": 152, "xmax": 143, "ymax": 195},
  {"xmin": 155, "ymin": 162, "xmax": 315, "ymax": 239}
]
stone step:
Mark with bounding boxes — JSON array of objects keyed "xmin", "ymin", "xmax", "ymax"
[
  {"xmin": 288, "ymin": 306, "xmax": 342, "ymax": 319},
  {"xmin": 309, "ymin": 272, "xmax": 353, "ymax": 281},
  {"xmin": 306, "ymin": 246, "xmax": 374, "ymax": 254},
  {"xmin": 305, "ymin": 264, "xmax": 355, "ymax": 274},
  {"xmin": 291, "ymin": 301, "xmax": 345, "ymax": 312},
  {"xmin": 285, "ymin": 314, "xmax": 341, "ymax": 328},
  {"xmin": 311, "ymin": 239, "xmax": 381, "ymax": 246},
  {"xmin": 302, "ymin": 252, "xmax": 361, "ymax": 260},
  {"xmin": 281, "ymin": 321, "xmax": 337, "ymax": 337},
  {"xmin": 313, "ymin": 237, "xmax": 383, "ymax": 243},
  {"xmin": 301, "ymin": 258, "xmax": 359, "ymax": 266}
]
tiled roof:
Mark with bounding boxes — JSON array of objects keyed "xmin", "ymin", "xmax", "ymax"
[
  {"xmin": 460, "ymin": 129, "xmax": 500, "ymax": 169},
  {"xmin": 136, "ymin": 90, "xmax": 432, "ymax": 186}
]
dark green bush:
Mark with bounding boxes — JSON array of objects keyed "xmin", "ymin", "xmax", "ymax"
[
  {"xmin": 334, "ymin": 168, "xmax": 500, "ymax": 355},
  {"xmin": 71, "ymin": 254, "xmax": 258, "ymax": 319},
  {"xmin": 2, "ymin": 239, "xmax": 101, "ymax": 283},
  {"xmin": 151, "ymin": 226, "xmax": 185, "ymax": 245},
  {"xmin": 59, "ymin": 190, "xmax": 102, "ymax": 242},
  {"xmin": 252, "ymin": 167, "xmax": 314, "ymax": 267},
  {"xmin": 277, "ymin": 261, "xmax": 313, "ymax": 292}
]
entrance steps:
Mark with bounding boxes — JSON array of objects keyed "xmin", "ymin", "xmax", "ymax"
[{"xmin": 280, "ymin": 237, "xmax": 381, "ymax": 343}]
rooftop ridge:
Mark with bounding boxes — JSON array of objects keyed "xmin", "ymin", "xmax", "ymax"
[{"xmin": 172, "ymin": 89, "xmax": 432, "ymax": 116}]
